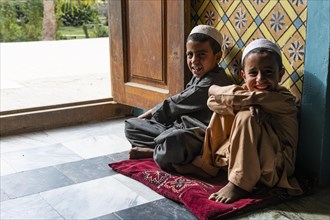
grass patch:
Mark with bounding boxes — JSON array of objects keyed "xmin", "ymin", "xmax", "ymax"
[
  {"xmin": 57, "ymin": 26, "xmax": 86, "ymax": 39},
  {"xmin": 57, "ymin": 25, "xmax": 108, "ymax": 40}
]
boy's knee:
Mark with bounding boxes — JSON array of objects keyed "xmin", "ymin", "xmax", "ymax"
[
  {"xmin": 154, "ymin": 129, "xmax": 202, "ymax": 170},
  {"xmin": 154, "ymin": 130, "xmax": 186, "ymax": 163},
  {"xmin": 125, "ymin": 118, "xmax": 137, "ymax": 130},
  {"xmin": 235, "ymin": 110, "xmax": 257, "ymax": 125},
  {"xmin": 124, "ymin": 119, "xmax": 135, "ymax": 137},
  {"xmin": 124, "ymin": 118, "xmax": 148, "ymax": 141}
]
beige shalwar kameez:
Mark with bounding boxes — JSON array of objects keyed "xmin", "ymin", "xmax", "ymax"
[{"xmin": 192, "ymin": 84, "xmax": 302, "ymax": 195}]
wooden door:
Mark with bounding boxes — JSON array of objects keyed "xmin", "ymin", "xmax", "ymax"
[{"xmin": 108, "ymin": 0, "xmax": 191, "ymax": 110}]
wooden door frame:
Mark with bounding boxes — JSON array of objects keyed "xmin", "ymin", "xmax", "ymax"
[
  {"xmin": 108, "ymin": 0, "xmax": 191, "ymax": 110},
  {"xmin": 0, "ymin": 99, "xmax": 133, "ymax": 136}
]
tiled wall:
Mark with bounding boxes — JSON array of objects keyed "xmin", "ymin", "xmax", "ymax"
[{"xmin": 191, "ymin": 0, "xmax": 307, "ymax": 100}]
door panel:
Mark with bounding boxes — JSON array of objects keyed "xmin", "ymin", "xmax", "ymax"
[
  {"xmin": 127, "ymin": 1, "xmax": 163, "ymax": 83},
  {"xmin": 108, "ymin": 0, "xmax": 191, "ymax": 110}
]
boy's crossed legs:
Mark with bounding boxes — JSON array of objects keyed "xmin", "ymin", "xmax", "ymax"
[
  {"xmin": 125, "ymin": 118, "xmax": 204, "ymax": 171},
  {"xmin": 129, "ymin": 147, "xmax": 154, "ymax": 159}
]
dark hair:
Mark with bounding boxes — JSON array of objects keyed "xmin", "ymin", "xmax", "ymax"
[
  {"xmin": 187, "ymin": 33, "xmax": 221, "ymax": 53},
  {"xmin": 242, "ymin": 48, "xmax": 283, "ymax": 71}
]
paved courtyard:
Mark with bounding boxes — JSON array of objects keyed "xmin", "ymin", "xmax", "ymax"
[{"xmin": 0, "ymin": 38, "xmax": 111, "ymax": 112}]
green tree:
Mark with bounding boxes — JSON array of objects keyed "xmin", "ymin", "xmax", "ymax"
[
  {"xmin": 59, "ymin": 0, "xmax": 100, "ymax": 26},
  {"xmin": 0, "ymin": 0, "xmax": 43, "ymax": 42}
]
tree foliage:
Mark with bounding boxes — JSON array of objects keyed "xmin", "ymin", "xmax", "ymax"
[
  {"xmin": 57, "ymin": 0, "xmax": 100, "ymax": 27},
  {"xmin": 0, "ymin": 0, "xmax": 43, "ymax": 42},
  {"xmin": 0, "ymin": 0, "xmax": 107, "ymax": 42}
]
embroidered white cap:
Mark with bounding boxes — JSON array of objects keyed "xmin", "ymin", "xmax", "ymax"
[
  {"xmin": 189, "ymin": 25, "xmax": 223, "ymax": 46},
  {"xmin": 242, "ymin": 38, "xmax": 282, "ymax": 63}
]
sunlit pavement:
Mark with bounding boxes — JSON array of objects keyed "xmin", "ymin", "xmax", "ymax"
[{"xmin": 0, "ymin": 38, "xmax": 111, "ymax": 111}]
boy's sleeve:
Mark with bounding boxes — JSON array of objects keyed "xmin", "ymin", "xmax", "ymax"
[
  {"xmin": 208, "ymin": 85, "xmax": 246, "ymax": 114},
  {"xmin": 210, "ymin": 85, "xmax": 298, "ymax": 115},
  {"xmin": 207, "ymin": 95, "xmax": 236, "ymax": 116},
  {"xmin": 152, "ymin": 80, "xmax": 210, "ymax": 124}
]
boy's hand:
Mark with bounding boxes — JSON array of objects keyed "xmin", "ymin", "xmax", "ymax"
[
  {"xmin": 249, "ymin": 105, "xmax": 270, "ymax": 124},
  {"xmin": 137, "ymin": 109, "xmax": 153, "ymax": 119},
  {"xmin": 208, "ymin": 85, "xmax": 221, "ymax": 96}
]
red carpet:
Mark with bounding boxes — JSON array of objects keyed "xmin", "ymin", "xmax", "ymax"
[{"xmin": 109, "ymin": 158, "xmax": 312, "ymax": 220}]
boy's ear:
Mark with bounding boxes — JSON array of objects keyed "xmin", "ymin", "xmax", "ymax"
[
  {"xmin": 216, "ymin": 51, "xmax": 222, "ymax": 63},
  {"xmin": 241, "ymin": 70, "xmax": 246, "ymax": 79}
]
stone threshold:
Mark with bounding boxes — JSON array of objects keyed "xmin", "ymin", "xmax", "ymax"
[{"xmin": 0, "ymin": 98, "xmax": 133, "ymax": 136}]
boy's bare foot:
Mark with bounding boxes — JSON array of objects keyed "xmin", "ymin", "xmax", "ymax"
[
  {"xmin": 129, "ymin": 147, "xmax": 154, "ymax": 159},
  {"xmin": 209, "ymin": 182, "xmax": 248, "ymax": 204},
  {"xmin": 172, "ymin": 164, "xmax": 211, "ymax": 178}
]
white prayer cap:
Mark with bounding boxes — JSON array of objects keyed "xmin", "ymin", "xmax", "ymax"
[
  {"xmin": 189, "ymin": 25, "xmax": 223, "ymax": 46},
  {"xmin": 242, "ymin": 38, "xmax": 281, "ymax": 63}
]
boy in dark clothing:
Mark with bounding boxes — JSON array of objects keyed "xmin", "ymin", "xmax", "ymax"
[{"xmin": 125, "ymin": 25, "xmax": 233, "ymax": 171}]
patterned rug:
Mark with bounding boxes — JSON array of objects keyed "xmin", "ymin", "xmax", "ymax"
[{"xmin": 109, "ymin": 158, "xmax": 313, "ymax": 220}]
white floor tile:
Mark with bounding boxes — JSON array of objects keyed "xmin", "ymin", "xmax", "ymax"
[
  {"xmin": 0, "ymin": 194, "xmax": 63, "ymax": 219},
  {"xmin": 86, "ymin": 119, "xmax": 128, "ymax": 136},
  {"xmin": 2, "ymin": 143, "xmax": 82, "ymax": 172},
  {"xmin": 45, "ymin": 125, "xmax": 98, "ymax": 143},
  {"xmin": 62, "ymin": 134, "xmax": 130, "ymax": 159},
  {"xmin": 0, "ymin": 158, "xmax": 16, "ymax": 176},
  {"xmin": 0, "ymin": 189, "xmax": 10, "ymax": 202},
  {"xmin": 40, "ymin": 175, "xmax": 151, "ymax": 219},
  {"xmin": 0, "ymin": 131, "xmax": 58, "ymax": 154}
]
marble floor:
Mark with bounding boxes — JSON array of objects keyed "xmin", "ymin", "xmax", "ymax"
[{"xmin": 1, "ymin": 118, "xmax": 329, "ymax": 220}]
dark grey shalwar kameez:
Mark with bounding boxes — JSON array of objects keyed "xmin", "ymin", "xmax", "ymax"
[{"xmin": 125, "ymin": 67, "xmax": 233, "ymax": 171}]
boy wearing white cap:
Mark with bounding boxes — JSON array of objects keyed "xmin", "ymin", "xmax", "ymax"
[
  {"xmin": 174, "ymin": 39, "xmax": 302, "ymax": 203},
  {"xmin": 125, "ymin": 25, "xmax": 233, "ymax": 171}
]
